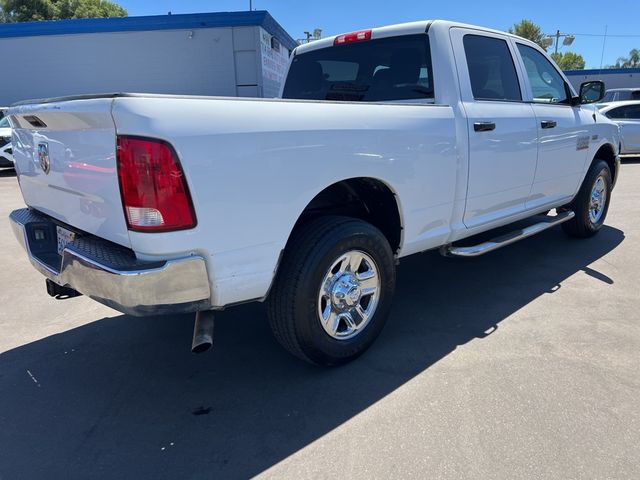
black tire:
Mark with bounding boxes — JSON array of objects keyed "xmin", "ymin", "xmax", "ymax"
[
  {"xmin": 562, "ymin": 159, "xmax": 612, "ymax": 238},
  {"xmin": 267, "ymin": 216, "xmax": 396, "ymax": 366}
]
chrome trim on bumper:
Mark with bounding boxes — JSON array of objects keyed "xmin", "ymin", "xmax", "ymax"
[{"xmin": 10, "ymin": 208, "xmax": 211, "ymax": 316}]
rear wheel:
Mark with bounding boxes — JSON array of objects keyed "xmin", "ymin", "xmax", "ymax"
[
  {"xmin": 562, "ymin": 160, "xmax": 612, "ymax": 238},
  {"xmin": 267, "ymin": 216, "xmax": 396, "ymax": 366}
]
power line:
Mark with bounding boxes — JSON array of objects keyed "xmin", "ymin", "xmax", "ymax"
[{"xmin": 570, "ymin": 33, "xmax": 640, "ymax": 38}]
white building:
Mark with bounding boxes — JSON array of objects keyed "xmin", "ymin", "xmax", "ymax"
[
  {"xmin": 0, "ymin": 11, "xmax": 297, "ymax": 106},
  {"xmin": 565, "ymin": 67, "xmax": 640, "ymax": 92}
]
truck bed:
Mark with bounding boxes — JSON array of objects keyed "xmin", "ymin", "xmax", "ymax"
[{"xmin": 9, "ymin": 94, "xmax": 457, "ymax": 307}]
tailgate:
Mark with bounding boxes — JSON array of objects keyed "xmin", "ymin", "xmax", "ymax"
[{"xmin": 9, "ymin": 98, "xmax": 130, "ymax": 247}]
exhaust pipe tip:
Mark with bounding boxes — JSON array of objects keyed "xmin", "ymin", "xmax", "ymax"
[
  {"xmin": 192, "ymin": 340, "xmax": 213, "ymax": 354},
  {"xmin": 192, "ymin": 310, "xmax": 215, "ymax": 354}
]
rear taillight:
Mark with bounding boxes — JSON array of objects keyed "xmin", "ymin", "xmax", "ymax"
[
  {"xmin": 334, "ymin": 29, "xmax": 372, "ymax": 45},
  {"xmin": 117, "ymin": 136, "xmax": 196, "ymax": 232}
]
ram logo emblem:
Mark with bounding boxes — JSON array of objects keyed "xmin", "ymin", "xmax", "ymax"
[{"xmin": 38, "ymin": 142, "xmax": 50, "ymax": 174}]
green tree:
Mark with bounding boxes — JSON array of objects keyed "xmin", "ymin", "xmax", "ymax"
[
  {"xmin": 0, "ymin": 0, "xmax": 127, "ymax": 23},
  {"xmin": 509, "ymin": 19, "xmax": 548, "ymax": 50},
  {"xmin": 611, "ymin": 48, "xmax": 640, "ymax": 68},
  {"xmin": 551, "ymin": 51, "xmax": 585, "ymax": 70}
]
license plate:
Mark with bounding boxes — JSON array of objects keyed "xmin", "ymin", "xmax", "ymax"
[{"xmin": 56, "ymin": 226, "xmax": 76, "ymax": 255}]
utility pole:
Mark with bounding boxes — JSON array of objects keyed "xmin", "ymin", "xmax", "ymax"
[
  {"xmin": 249, "ymin": 0, "xmax": 252, "ymax": 11},
  {"xmin": 546, "ymin": 30, "xmax": 574, "ymax": 54}
]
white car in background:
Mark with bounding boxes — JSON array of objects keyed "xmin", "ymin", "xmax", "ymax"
[
  {"xmin": 599, "ymin": 101, "xmax": 640, "ymax": 157},
  {"xmin": 0, "ymin": 116, "xmax": 14, "ymax": 168}
]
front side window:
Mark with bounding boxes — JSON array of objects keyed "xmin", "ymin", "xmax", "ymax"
[
  {"xmin": 605, "ymin": 106, "xmax": 627, "ymax": 119},
  {"xmin": 463, "ymin": 35, "xmax": 521, "ymax": 101},
  {"xmin": 282, "ymin": 34, "xmax": 433, "ymax": 102},
  {"xmin": 0, "ymin": 117, "xmax": 9, "ymax": 128},
  {"xmin": 517, "ymin": 44, "xmax": 569, "ymax": 104}
]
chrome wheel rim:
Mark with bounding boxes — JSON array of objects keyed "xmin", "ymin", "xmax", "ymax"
[
  {"xmin": 588, "ymin": 175, "xmax": 607, "ymax": 225},
  {"xmin": 318, "ymin": 250, "xmax": 381, "ymax": 340}
]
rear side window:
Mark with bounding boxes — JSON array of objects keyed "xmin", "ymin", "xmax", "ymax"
[
  {"xmin": 463, "ymin": 35, "xmax": 521, "ymax": 101},
  {"xmin": 282, "ymin": 34, "xmax": 433, "ymax": 102},
  {"xmin": 632, "ymin": 91, "xmax": 640, "ymax": 100}
]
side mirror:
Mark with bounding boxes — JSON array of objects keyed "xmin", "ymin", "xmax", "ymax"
[{"xmin": 579, "ymin": 81, "xmax": 605, "ymax": 104}]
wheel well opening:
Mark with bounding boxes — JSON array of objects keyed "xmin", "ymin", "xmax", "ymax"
[
  {"xmin": 293, "ymin": 178, "xmax": 403, "ymax": 254},
  {"xmin": 595, "ymin": 144, "xmax": 617, "ymax": 184}
]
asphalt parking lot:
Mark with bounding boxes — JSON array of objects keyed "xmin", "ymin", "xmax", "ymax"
[{"xmin": 1, "ymin": 163, "xmax": 639, "ymax": 480}]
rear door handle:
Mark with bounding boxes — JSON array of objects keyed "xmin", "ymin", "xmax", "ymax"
[
  {"xmin": 541, "ymin": 120, "xmax": 557, "ymax": 129},
  {"xmin": 474, "ymin": 121, "xmax": 496, "ymax": 132}
]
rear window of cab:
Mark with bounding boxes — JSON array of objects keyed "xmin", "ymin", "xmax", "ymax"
[{"xmin": 282, "ymin": 34, "xmax": 434, "ymax": 102}]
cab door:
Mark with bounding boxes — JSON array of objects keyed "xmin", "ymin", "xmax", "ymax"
[
  {"xmin": 513, "ymin": 42, "xmax": 591, "ymax": 209},
  {"xmin": 450, "ymin": 28, "xmax": 538, "ymax": 229}
]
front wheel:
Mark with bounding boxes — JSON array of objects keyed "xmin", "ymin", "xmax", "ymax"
[
  {"xmin": 267, "ymin": 216, "xmax": 396, "ymax": 366},
  {"xmin": 562, "ymin": 160, "xmax": 612, "ymax": 238}
]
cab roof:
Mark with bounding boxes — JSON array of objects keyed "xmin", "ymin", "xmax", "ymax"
[{"xmin": 293, "ymin": 19, "xmax": 532, "ymax": 55}]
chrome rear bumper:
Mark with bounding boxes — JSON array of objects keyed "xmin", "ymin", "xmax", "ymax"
[{"xmin": 9, "ymin": 208, "xmax": 211, "ymax": 316}]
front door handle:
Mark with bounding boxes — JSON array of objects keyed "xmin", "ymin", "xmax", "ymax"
[
  {"xmin": 541, "ymin": 120, "xmax": 557, "ymax": 129},
  {"xmin": 474, "ymin": 121, "xmax": 496, "ymax": 132}
]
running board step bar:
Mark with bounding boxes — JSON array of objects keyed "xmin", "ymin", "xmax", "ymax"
[{"xmin": 441, "ymin": 211, "xmax": 575, "ymax": 258}]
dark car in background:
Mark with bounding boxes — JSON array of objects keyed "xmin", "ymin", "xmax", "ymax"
[{"xmin": 601, "ymin": 88, "xmax": 640, "ymax": 103}]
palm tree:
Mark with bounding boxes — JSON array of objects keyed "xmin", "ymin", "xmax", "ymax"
[
  {"xmin": 508, "ymin": 20, "xmax": 548, "ymax": 50},
  {"xmin": 612, "ymin": 48, "xmax": 640, "ymax": 68}
]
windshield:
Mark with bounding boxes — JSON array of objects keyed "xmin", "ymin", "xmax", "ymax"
[{"xmin": 282, "ymin": 34, "xmax": 433, "ymax": 102}]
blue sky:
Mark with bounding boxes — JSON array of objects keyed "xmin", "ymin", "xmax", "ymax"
[{"xmin": 117, "ymin": 0, "xmax": 640, "ymax": 69}]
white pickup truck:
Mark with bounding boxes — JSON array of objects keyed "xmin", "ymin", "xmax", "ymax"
[{"xmin": 8, "ymin": 20, "xmax": 620, "ymax": 365}]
